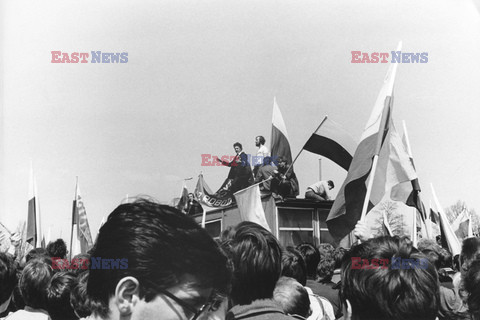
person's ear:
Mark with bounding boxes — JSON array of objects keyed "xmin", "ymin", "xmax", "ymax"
[
  {"xmin": 114, "ymin": 276, "xmax": 140, "ymax": 316},
  {"xmin": 342, "ymin": 299, "xmax": 353, "ymax": 320}
]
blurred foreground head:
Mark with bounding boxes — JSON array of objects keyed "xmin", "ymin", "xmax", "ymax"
[
  {"xmin": 88, "ymin": 199, "xmax": 230, "ymax": 320},
  {"xmin": 341, "ymin": 236, "xmax": 439, "ymax": 320}
]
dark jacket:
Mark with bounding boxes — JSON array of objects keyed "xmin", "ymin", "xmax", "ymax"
[{"xmin": 226, "ymin": 299, "xmax": 296, "ymax": 320}]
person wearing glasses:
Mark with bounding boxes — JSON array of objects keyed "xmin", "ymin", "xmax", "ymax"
[{"xmin": 86, "ymin": 199, "xmax": 230, "ymax": 320}]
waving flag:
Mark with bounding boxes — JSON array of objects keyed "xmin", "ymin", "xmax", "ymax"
[
  {"xmin": 234, "ymin": 185, "xmax": 271, "ymax": 232},
  {"xmin": 327, "ymin": 48, "xmax": 399, "ymax": 241},
  {"xmin": 71, "ymin": 179, "xmax": 94, "ymax": 257},
  {"xmin": 195, "ymin": 173, "xmax": 235, "ymax": 207},
  {"xmin": 176, "ymin": 183, "xmax": 189, "ymax": 212},
  {"xmin": 302, "ymin": 116, "xmax": 357, "ymax": 171},
  {"xmin": 271, "ymin": 97, "xmax": 293, "ymax": 166}
]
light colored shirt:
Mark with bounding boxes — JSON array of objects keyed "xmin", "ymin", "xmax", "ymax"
[
  {"xmin": 307, "ymin": 181, "xmax": 332, "ymax": 200},
  {"xmin": 5, "ymin": 307, "xmax": 50, "ymax": 320}
]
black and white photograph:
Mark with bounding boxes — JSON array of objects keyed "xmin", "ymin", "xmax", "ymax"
[{"xmin": 1, "ymin": 0, "xmax": 480, "ymax": 319}]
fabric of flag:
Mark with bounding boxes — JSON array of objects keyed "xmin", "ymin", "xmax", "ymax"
[
  {"xmin": 271, "ymin": 98, "xmax": 298, "ymax": 195},
  {"xmin": 327, "ymin": 59, "xmax": 398, "ymax": 241},
  {"xmin": 234, "ymin": 185, "xmax": 271, "ymax": 232},
  {"xmin": 27, "ymin": 167, "xmax": 39, "ymax": 247},
  {"xmin": 271, "ymin": 97, "xmax": 292, "ymax": 165},
  {"xmin": 302, "ymin": 117, "xmax": 357, "ymax": 171},
  {"xmin": 431, "ymin": 184, "xmax": 461, "ymax": 256},
  {"xmin": 195, "ymin": 173, "xmax": 235, "ymax": 207},
  {"xmin": 73, "ymin": 185, "xmax": 94, "ymax": 254},
  {"xmin": 176, "ymin": 184, "xmax": 189, "ymax": 212},
  {"xmin": 452, "ymin": 210, "xmax": 470, "ymax": 240}
]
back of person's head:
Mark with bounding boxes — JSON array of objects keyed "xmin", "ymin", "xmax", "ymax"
[
  {"xmin": 0, "ymin": 253, "xmax": 17, "ymax": 306},
  {"xmin": 327, "ymin": 180, "xmax": 334, "ymax": 189},
  {"xmin": 70, "ymin": 271, "xmax": 91, "ymax": 318},
  {"xmin": 461, "ymin": 237, "xmax": 480, "ymax": 271},
  {"xmin": 462, "ymin": 259, "xmax": 480, "ymax": 320},
  {"xmin": 274, "ymin": 276, "xmax": 311, "ymax": 319},
  {"xmin": 20, "ymin": 258, "xmax": 53, "ymax": 310},
  {"xmin": 296, "ymin": 243, "xmax": 320, "ymax": 279},
  {"xmin": 333, "ymin": 247, "xmax": 347, "ymax": 269},
  {"xmin": 222, "ymin": 221, "xmax": 282, "ymax": 305},
  {"xmin": 341, "ymin": 236, "xmax": 439, "ymax": 320},
  {"xmin": 70, "ymin": 253, "xmax": 90, "ymax": 276},
  {"xmin": 281, "ymin": 247, "xmax": 307, "ymax": 286},
  {"xmin": 46, "ymin": 271, "xmax": 77, "ymax": 320},
  {"xmin": 316, "ymin": 257, "xmax": 336, "ymax": 284},
  {"xmin": 25, "ymin": 247, "xmax": 48, "ymax": 263},
  {"xmin": 88, "ymin": 199, "xmax": 230, "ymax": 318},
  {"xmin": 263, "ymin": 156, "xmax": 273, "ymax": 166},
  {"xmin": 46, "ymin": 239, "xmax": 68, "ymax": 259},
  {"xmin": 422, "ymin": 249, "xmax": 442, "ymax": 270}
]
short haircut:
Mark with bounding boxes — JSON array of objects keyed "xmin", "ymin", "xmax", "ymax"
[
  {"xmin": 70, "ymin": 271, "xmax": 92, "ymax": 318},
  {"xmin": 296, "ymin": 243, "xmax": 320, "ymax": 279},
  {"xmin": 263, "ymin": 156, "xmax": 273, "ymax": 165},
  {"xmin": 327, "ymin": 180, "xmax": 334, "ymax": 188},
  {"xmin": 316, "ymin": 257, "xmax": 336, "ymax": 284},
  {"xmin": 281, "ymin": 247, "xmax": 307, "ymax": 286},
  {"xmin": 25, "ymin": 247, "xmax": 48, "ymax": 263},
  {"xmin": 222, "ymin": 221, "xmax": 282, "ymax": 305},
  {"xmin": 0, "ymin": 253, "xmax": 17, "ymax": 305},
  {"xmin": 46, "ymin": 271, "xmax": 78, "ymax": 320},
  {"xmin": 233, "ymin": 142, "xmax": 243, "ymax": 150},
  {"xmin": 20, "ymin": 259, "xmax": 53, "ymax": 309},
  {"xmin": 256, "ymin": 136, "xmax": 266, "ymax": 145},
  {"xmin": 87, "ymin": 199, "xmax": 230, "ymax": 318},
  {"xmin": 333, "ymin": 247, "xmax": 347, "ymax": 269},
  {"xmin": 46, "ymin": 239, "xmax": 68, "ymax": 259},
  {"xmin": 463, "ymin": 259, "xmax": 480, "ymax": 320},
  {"xmin": 274, "ymin": 277, "xmax": 311, "ymax": 318},
  {"xmin": 341, "ymin": 236, "xmax": 439, "ymax": 320}
]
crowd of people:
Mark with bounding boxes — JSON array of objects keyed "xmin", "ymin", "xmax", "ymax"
[{"xmin": 1, "ymin": 199, "xmax": 480, "ymax": 320}]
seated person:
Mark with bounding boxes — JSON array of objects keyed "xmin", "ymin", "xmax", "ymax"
[
  {"xmin": 305, "ymin": 180, "xmax": 334, "ymax": 201},
  {"xmin": 271, "ymin": 157, "xmax": 299, "ymax": 199},
  {"xmin": 254, "ymin": 156, "xmax": 276, "ymax": 193}
]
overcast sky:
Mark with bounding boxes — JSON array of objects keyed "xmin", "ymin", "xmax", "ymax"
[{"xmin": 1, "ymin": 0, "xmax": 479, "ymax": 241}]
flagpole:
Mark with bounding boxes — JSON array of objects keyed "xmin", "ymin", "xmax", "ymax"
[
  {"xmin": 412, "ymin": 206, "xmax": 417, "ymax": 247},
  {"xmin": 427, "ymin": 200, "xmax": 433, "ymax": 239},
  {"xmin": 70, "ymin": 176, "xmax": 78, "ymax": 260},
  {"xmin": 233, "ymin": 176, "xmax": 274, "ymax": 194},
  {"xmin": 283, "ymin": 115, "xmax": 329, "ymax": 177}
]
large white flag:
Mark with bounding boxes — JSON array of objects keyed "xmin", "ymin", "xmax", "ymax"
[{"xmin": 234, "ymin": 185, "xmax": 271, "ymax": 232}]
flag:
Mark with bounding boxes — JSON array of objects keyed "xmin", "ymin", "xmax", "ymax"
[
  {"xmin": 452, "ymin": 209, "xmax": 470, "ymax": 240},
  {"xmin": 195, "ymin": 173, "xmax": 235, "ymax": 207},
  {"xmin": 302, "ymin": 116, "xmax": 357, "ymax": 171},
  {"xmin": 271, "ymin": 98, "xmax": 298, "ymax": 195},
  {"xmin": 176, "ymin": 183, "xmax": 189, "ymax": 212},
  {"xmin": 234, "ymin": 185, "xmax": 271, "ymax": 232},
  {"xmin": 71, "ymin": 181, "xmax": 94, "ymax": 256},
  {"xmin": 26, "ymin": 165, "xmax": 40, "ymax": 247},
  {"xmin": 383, "ymin": 211, "xmax": 394, "ymax": 236},
  {"xmin": 327, "ymin": 48, "xmax": 399, "ymax": 241},
  {"xmin": 271, "ymin": 97, "xmax": 293, "ymax": 165},
  {"xmin": 400, "ymin": 121, "xmax": 427, "ymax": 222},
  {"xmin": 431, "ymin": 184, "xmax": 461, "ymax": 256}
]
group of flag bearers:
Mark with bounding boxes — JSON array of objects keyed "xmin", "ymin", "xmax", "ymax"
[{"xmin": 3, "ymin": 43, "xmax": 474, "ymax": 260}]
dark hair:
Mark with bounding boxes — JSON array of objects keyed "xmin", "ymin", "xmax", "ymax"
[
  {"xmin": 46, "ymin": 239, "xmax": 68, "ymax": 259},
  {"xmin": 460, "ymin": 238, "xmax": 480, "ymax": 271},
  {"xmin": 333, "ymin": 247, "xmax": 347, "ymax": 269},
  {"xmin": 274, "ymin": 277, "xmax": 311, "ymax": 318},
  {"xmin": 296, "ymin": 243, "xmax": 320, "ymax": 279},
  {"xmin": 327, "ymin": 180, "xmax": 335, "ymax": 189},
  {"xmin": 87, "ymin": 199, "xmax": 230, "ymax": 318},
  {"xmin": 463, "ymin": 259, "xmax": 480, "ymax": 320},
  {"xmin": 20, "ymin": 259, "xmax": 53, "ymax": 309},
  {"xmin": 0, "ymin": 253, "xmax": 18, "ymax": 305},
  {"xmin": 25, "ymin": 247, "xmax": 48, "ymax": 263},
  {"xmin": 223, "ymin": 221, "xmax": 282, "ymax": 305},
  {"xmin": 281, "ymin": 247, "xmax": 307, "ymax": 286},
  {"xmin": 70, "ymin": 271, "xmax": 92, "ymax": 318},
  {"xmin": 263, "ymin": 156, "xmax": 273, "ymax": 165},
  {"xmin": 233, "ymin": 142, "xmax": 243, "ymax": 150},
  {"xmin": 341, "ymin": 236, "xmax": 439, "ymax": 320},
  {"xmin": 46, "ymin": 271, "xmax": 78, "ymax": 320},
  {"xmin": 256, "ymin": 136, "xmax": 266, "ymax": 145}
]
